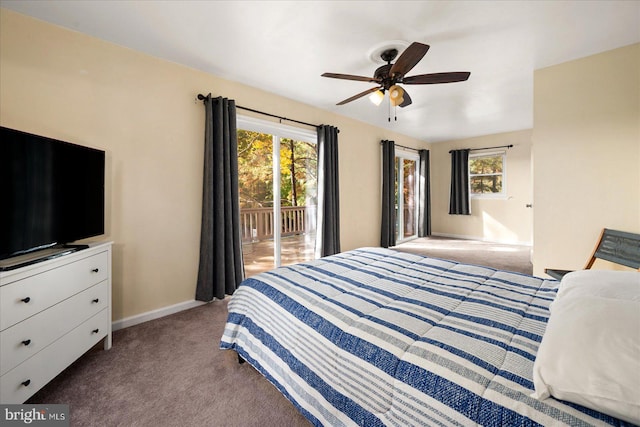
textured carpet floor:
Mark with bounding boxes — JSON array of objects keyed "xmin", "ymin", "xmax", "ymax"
[
  {"xmin": 27, "ymin": 299, "xmax": 310, "ymax": 427},
  {"xmin": 26, "ymin": 238, "xmax": 532, "ymax": 426},
  {"xmin": 394, "ymin": 236, "xmax": 533, "ymax": 275}
]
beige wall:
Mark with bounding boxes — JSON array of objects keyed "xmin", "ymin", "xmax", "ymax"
[
  {"xmin": 430, "ymin": 130, "xmax": 533, "ymax": 245},
  {"xmin": 0, "ymin": 9, "xmax": 428, "ymax": 321},
  {"xmin": 532, "ymin": 43, "xmax": 640, "ymax": 275}
]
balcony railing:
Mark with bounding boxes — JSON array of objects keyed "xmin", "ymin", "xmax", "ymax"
[{"xmin": 240, "ymin": 206, "xmax": 315, "ymax": 242}]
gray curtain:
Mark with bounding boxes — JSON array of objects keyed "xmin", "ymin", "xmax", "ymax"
[
  {"xmin": 449, "ymin": 149, "xmax": 471, "ymax": 215},
  {"xmin": 315, "ymin": 125, "xmax": 341, "ymax": 257},
  {"xmin": 196, "ymin": 95, "xmax": 244, "ymax": 301},
  {"xmin": 418, "ymin": 149, "xmax": 431, "ymax": 236},
  {"xmin": 380, "ymin": 140, "xmax": 396, "ymax": 248}
]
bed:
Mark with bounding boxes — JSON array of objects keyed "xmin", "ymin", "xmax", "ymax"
[{"xmin": 220, "ymin": 247, "xmax": 638, "ymax": 426}]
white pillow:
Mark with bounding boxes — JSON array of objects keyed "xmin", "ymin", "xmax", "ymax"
[
  {"xmin": 532, "ymin": 294, "xmax": 640, "ymax": 424},
  {"xmin": 557, "ymin": 270, "xmax": 640, "ymax": 301}
]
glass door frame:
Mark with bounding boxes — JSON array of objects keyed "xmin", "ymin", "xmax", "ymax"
[
  {"xmin": 237, "ymin": 115, "xmax": 317, "ymax": 268},
  {"xmin": 395, "ymin": 148, "xmax": 420, "ymax": 245},
  {"xmin": 272, "ymin": 134, "xmax": 282, "ymax": 266}
]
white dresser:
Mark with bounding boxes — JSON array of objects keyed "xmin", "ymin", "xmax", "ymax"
[{"xmin": 0, "ymin": 242, "xmax": 112, "ymax": 404}]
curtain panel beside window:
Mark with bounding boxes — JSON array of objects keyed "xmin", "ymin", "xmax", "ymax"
[
  {"xmin": 418, "ymin": 149, "xmax": 431, "ymax": 236},
  {"xmin": 196, "ymin": 95, "xmax": 245, "ymax": 301},
  {"xmin": 315, "ymin": 125, "xmax": 341, "ymax": 257},
  {"xmin": 449, "ymin": 149, "xmax": 471, "ymax": 215},
  {"xmin": 380, "ymin": 140, "xmax": 396, "ymax": 247}
]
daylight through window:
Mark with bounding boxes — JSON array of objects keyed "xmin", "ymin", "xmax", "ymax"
[
  {"xmin": 469, "ymin": 151, "xmax": 506, "ymax": 197},
  {"xmin": 236, "ymin": 116, "xmax": 318, "ymax": 277}
]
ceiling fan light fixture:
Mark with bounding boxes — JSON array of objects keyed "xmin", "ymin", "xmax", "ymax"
[
  {"xmin": 369, "ymin": 89, "xmax": 385, "ymax": 106},
  {"xmin": 390, "ymin": 96, "xmax": 404, "ymax": 107},
  {"xmin": 389, "ymin": 85, "xmax": 404, "ymax": 106}
]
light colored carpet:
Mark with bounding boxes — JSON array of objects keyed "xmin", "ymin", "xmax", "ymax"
[
  {"xmin": 393, "ymin": 236, "xmax": 533, "ymax": 275},
  {"xmin": 27, "ymin": 299, "xmax": 311, "ymax": 427}
]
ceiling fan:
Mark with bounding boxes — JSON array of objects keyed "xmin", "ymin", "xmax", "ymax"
[{"xmin": 322, "ymin": 42, "xmax": 470, "ymax": 108}]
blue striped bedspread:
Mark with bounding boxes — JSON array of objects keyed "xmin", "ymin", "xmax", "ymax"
[{"xmin": 220, "ymin": 247, "xmax": 630, "ymax": 426}]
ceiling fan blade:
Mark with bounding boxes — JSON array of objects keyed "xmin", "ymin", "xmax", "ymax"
[
  {"xmin": 322, "ymin": 72, "xmax": 380, "ymax": 83},
  {"xmin": 336, "ymin": 87, "xmax": 381, "ymax": 105},
  {"xmin": 389, "ymin": 42, "xmax": 430, "ymax": 78},
  {"xmin": 399, "ymin": 89, "xmax": 412, "ymax": 108},
  {"xmin": 403, "ymin": 71, "xmax": 471, "ymax": 85}
]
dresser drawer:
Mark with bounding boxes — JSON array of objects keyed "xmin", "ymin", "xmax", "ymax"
[
  {"xmin": 0, "ymin": 251, "xmax": 108, "ymax": 330},
  {"xmin": 0, "ymin": 308, "xmax": 109, "ymax": 404},
  {"xmin": 0, "ymin": 280, "xmax": 108, "ymax": 376}
]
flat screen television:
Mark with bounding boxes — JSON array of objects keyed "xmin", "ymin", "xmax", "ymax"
[{"xmin": 0, "ymin": 126, "xmax": 105, "ymax": 264}]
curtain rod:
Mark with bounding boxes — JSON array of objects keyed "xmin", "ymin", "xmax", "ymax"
[
  {"xmin": 380, "ymin": 141, "xmax": 421, "ymax": 152},
  {"xmin": 197, "ymin": 93, "xmax": 320, "ymax": 130},
  {"xmin": 449, "ymin": 144, "xmax": 513, "ymax": 153}
]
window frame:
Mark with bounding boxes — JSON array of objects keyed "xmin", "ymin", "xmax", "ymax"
[
  {"xmin": 236, "ymin": 115, "xmax": 317, "ymax": 267},
  {"xmin": 237, "ymin": 115, "xmax": 316, "ymax": 144},
  {"xmin": 395, "ymin": 148, "xmax": 420, "ymax": 244},
  {"xmin": 469, "ymin": 150, "xmax": 507, "ymax": 199}
]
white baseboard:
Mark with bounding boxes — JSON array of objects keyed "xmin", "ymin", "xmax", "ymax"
[
  {"xmin": 112, "ymin": 299, "xmax": 207, "ymax": 331},
  {"xmin": 431, "ymin": 232, "xmax": 532, "ymax": 247}
]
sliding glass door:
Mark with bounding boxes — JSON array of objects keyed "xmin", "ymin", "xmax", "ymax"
[
  {"xmin": 395, "ymin": 150, "xmax": 419, "ymax": 243},
  {"xmin": 237, "ymin": 117, "xmax": 317, "ymax": 277}
]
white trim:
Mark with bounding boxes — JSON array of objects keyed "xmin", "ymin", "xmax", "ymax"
[
  {"xmin": 395, "ymin": 147, "xmax": 419, "ymax": 160},
  {"xmin": 237, "ymin": 115, "xmax": 316, "ymax": 143},
  {"xmin": 273, "ymin": 135, "xmax": 282, "ymax": 267},
  {"xmin": 470, "ymin": 150, "xmax": 505, "ymax": 158},
  {"xmin": 111, "ymin": 299, "xmax": 207, "ymax": 331},
  {"xmin": 431, "ymin": 232, "xmax": 532, "ymax": 247}
]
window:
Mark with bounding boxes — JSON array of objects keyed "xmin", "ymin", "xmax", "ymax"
[
  {"xmin": 469, "ymin": 151, "xmax": 506, "ymax": 198},
  {"xmin": 395, "ymin": 149, "xmax": 419, "ymax": 243},
  {"xmin": 236, "ymin": 116, "xmax": 317, "ymax": 277}
]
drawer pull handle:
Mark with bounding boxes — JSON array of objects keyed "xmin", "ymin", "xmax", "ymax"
[
  {"xmin": 91, "ymin": 268, "xmax": 99, "ymax": 273},
  {"xmin": 21, "ymin": 379, "xmax": 31, "ymax": 387},
  {"xmin": 92, "ymin": 329, "xmax": 100, "ymax": 334},
  {"xmin": 21, "ymin": 297, "xmax": 31, "ymax": 303},
  {"xmin": 22, "ymin": 339, "xmax": 31, "ymax": 346},
  {"xmin": 92, "ymin": 298, "xmax": 100, "ymax": 303}
]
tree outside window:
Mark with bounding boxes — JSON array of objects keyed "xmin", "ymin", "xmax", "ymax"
[
  {"xmin": 237, "ymin": 130, "xmax": 317, "ymax": 209},
  {"xmin": 469, "ymin": 152, "xmax": 505, "ymax": 197}
]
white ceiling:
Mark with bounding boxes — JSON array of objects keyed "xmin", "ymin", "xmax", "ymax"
[{"xmin": 2, "ymin": 1, "xmax": 639, "ymax": 143}]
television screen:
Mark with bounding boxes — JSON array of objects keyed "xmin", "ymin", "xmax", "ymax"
[{"xmin": 0, "ymin": 127, "xmax": 105, "ymax": 260}]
